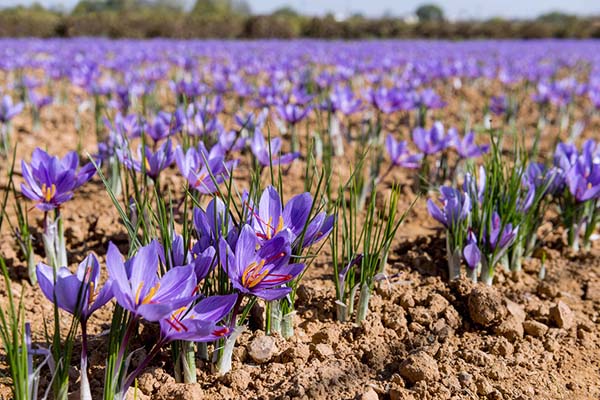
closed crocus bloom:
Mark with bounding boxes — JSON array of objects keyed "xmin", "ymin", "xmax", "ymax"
[
  {"xmin": 412, "ymin": 122, "xmax": 453, "ymax": 155},
  {"xmin": 106, "ymin": 241, "xmax": 198, "ymax": 322},
  {"xmin": 0, "ymin": 94, "xmax": 24, "ymax": 123},
  {"xmin": 566, "ymin": 161, "xmax": 600, "ymax": 202},
  {"xmin": 452, "ymin": 131, "xmax": 489, "ymax": 159},
  {"xmin": 427, "ymin": 186, "xmax": 471, "ymax": 229},
  {"xmin": 488, "ymin": 212, "xmax": 518, "ymax": 251},
  {"xmin": 219, "ymin": 225, "xmax": 304, "ymax": 301},
  {"xmin": 463, "ymin": 230, "xmax": 481, "ymax": 270},
  {"xmin": 130, "ymin": 140, "xmax": 175, "ymax": 180},
  {"xmin": 36, "ymin": 254, "xmax": 113, "ymax": 321},
  {"xmin": 250, "ymin": 129, "xmax": 299, "ymax": 167},
  {"xmin": 21, "ymin": 148, "xmax": 96, "ymax": 211},
  {"xmin": 276, "ymin": 103, "xmax": 311, "ymax": 125},
  {"xmin": 385, "ymin": 134, "xmax": 423, "ymax": 169},
  {"xmin": 174, "ymin": 143, "xmax": 236, "ymax": 194},
  {"xmin": 159, "ymin": 294, "xmax": 238, "ymax": 342}
]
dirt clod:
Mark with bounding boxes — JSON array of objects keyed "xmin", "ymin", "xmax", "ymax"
[
  {"xmin": 523, "ymin": 320, "xmax": 549, "ymax": 337},
  {"xmin": 550, "ymin": 301, "xmax": 575, "ymax": 330},
  {"xmin": 399, "ymin": 351, "xmax": 440, "ymax": 384},
  {"xmin": 468, "ymin": 286, "xmax": 506, "ymax": 326}
]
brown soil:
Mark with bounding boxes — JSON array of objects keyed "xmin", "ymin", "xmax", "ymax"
[{"xmin": 0, "ymin": 82, "xmax": 599, "ymax": 400}]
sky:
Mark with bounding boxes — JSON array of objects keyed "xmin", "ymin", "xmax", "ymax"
[{"xmin": 2, "ymin": 0, "xmax": 600, "ymax": 19}]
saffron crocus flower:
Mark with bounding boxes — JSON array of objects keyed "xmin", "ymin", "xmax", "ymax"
[
  {"xmin": 0, "ymin": 94, "xmax": 24, "ymax": 123},
  {"xmin": 452, "ymin": 131, "xmax": 489, "ymax": 159},
  {"xmin": 36, "ymin": 253, "xmax": 113, "ymax": 321},
  {"xmin": 385, "ymin": 134, "xmax": 423, "ymax": 168},
  {"xmin": 463, "ymin": 230, "xmax": 481, "ymax": 270},
  {"xmin": 276, "ymin": 103, "xmax": 311, "ymax": 126},
  {"xmin": 174, "ymin": 143, "xmax": 236, "ymax": 194},
  {"xmin": 489, "ymin": 95, "xmax": 507, "ymax": 115},
  {"xmin": 193, "ymin": 197, "xmax": 237, "ymax": 252},
  {"xmin": 412, "ymin": 122, "xmax": 454, "ymax": 155},
  {"xmin": 159, "ymin": 294, "xmax": 238, "ymax": 342},
  {"xmin": 566, "ymin": 160, "xmax": 600, "ymax": 202},
  {"xmin": 488, "ymin": 212, "xmax": 518, "ymax": 252},
  {"xmin": 106, "ymin": 241, "xmax": 198, "ymax": 321},
  {"xmin": 427, "ymin": 187, "xmax": 471, "ymax": 229},
  {"xmin": 130, "ymin": 140, "xmax": 175, "ymax": 180},
  {"xmin": 21, "ymin": 148, "xmax": 96, "ymax": 211},
  {"xmin": 248, "ymin": 186, "xmax": 334, "ymax": 248},
  {"xmin": 219, "ymin": 225, "xmax": 304, "ymax": 301},
  {"xmin": 250, "ymin": 129, "xmax": 299, "ymax": 167}
]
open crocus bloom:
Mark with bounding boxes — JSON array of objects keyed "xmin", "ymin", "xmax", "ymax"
[
  {"xmin": 159, "ymin": 294, "xmax": 238, "ymax": 342},
  {"xmin": 36, "ymin": 253, "xmax": 113, "ymax": 321},
  {"xmin": 21, "ymin": 148, "xmax": 96, "ymax": 211},
  {"xmin": 219, "ymin": 225, "xmax": 304, "ymax": 301},
  {"xmin": 106, "ymin": 241, "xmax": 198, "ymax": 321}
]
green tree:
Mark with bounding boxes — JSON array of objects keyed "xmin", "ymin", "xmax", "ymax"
[
  {"xmin": 415, "ymin": 3, "xmax": 444, "ymax": 22},
  {"xmin": 191, "ymin": 0, "xmax": 250, "ymax": 16}
]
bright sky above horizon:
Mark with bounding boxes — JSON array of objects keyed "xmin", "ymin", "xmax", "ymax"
[{"xmin": 2, "ymin": 0, "xmax": 599, "ymax": 19}]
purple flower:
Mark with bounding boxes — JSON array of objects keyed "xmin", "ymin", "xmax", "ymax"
[
  {"xmin": 36, "ymin": 253, "xmax": 113, "ymax": 321},
  {"xmin": 566, "ymin": 159, "xmax": 600, "ymax": 202},
  {"xmin": 219, "ymin": 225, "xmax": 304, "ymax": 301},
  {"xmin": 412, "ymin": 122, "xmax": 454, "ymax": 155},
  {"xmin": 452, "ymin": 131, "xmax": 489, "ymax": 159},
  {"xmin": 385, "ymin": 134, "xmax": 423, "ymax": 168},
  {"xmin": 326, "ymin": 85, "xmax": 362, "ymax": 116},
  {"xmin": 21, "ymin": 148, "xmax": 96, "ymax": 211},
  {"xmin": 463, "ymin": 230, "xmax": 481, "ymax": 270},
  {"xmin": 248, "ymin": 186, "xmax": 334, "ymax": 248},
  {"xmin": 251, "ymin": 129, "xmax": 299, "ymax": 167},
  {"xmin": 106, "ymin": 241, "xmax": 198, "ymax": 322},
  {"xmin": 193, "ymin": 196, "xmax": 237, "ymax": 253},
  {"xmin": 159, "ymin": 294, "xmax": 237, "ymax": 342},
  {"xmin": 0, "ymin": 95, "xmax": 24, "ymax": 123},
  {"xmin": 427, "ymin": 187, "xmax": 471, "ymax": 229},
  {"xmin": 129, "ymin": 140, "xmax": 175, "ymax": 180},
  {"xmin": 489, "ymin": 95, "xmax": 507, "ymax": 115},
  {"xmin": 488, "ymin": 212, "xmax": 518, "ymax": 251},
  {"xmin": 175, "ymin": 143, "xmax": 236, "ymax": 194},
  {"xmin": 29, "ymin": 91, "xmax": 53, "ymax": 111},
  {"xmin": 276, "ymin": 103, "xmax": 311, "ymax": 126},
  {"xmin": 414, "ymin": 88, "xmax": 445, "ymax": 110}
]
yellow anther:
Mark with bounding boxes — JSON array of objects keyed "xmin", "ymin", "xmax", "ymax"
[
  {"xmin": 241, "ymin": 259, "xmax": 268, "ymax": 288},
  {"xmin": 41, "ymin": 183, "xmax": 56, "ymax": 202},
  {"xmin": 275, "ymin": 216, "xmax": 284, "ymax": 234},
  {"xmin": 135, "ymin": 282, "xmax": 161, "ymax": 305}
]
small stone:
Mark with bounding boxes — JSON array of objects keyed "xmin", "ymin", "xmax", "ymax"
[
  {"xmin": 314, "ymin": 343, "xmax": 334, "ymax": 359},
  {"xmin": 494, "ymin": 317, "xmax": 523, "ymax": 341},
  {"xmin": 523, "ymin": 320, "xmax": 549, "ymax": 338},
  {"xmin": 361, "ymin": 388, "xmax": 379, "ymax": 400},
  {"xmin": 399, "ymin": 351, "xmax": 440, "ymax": 384},
  {"xmin": 550, "ymin": 301, "xmax": 575, "ymax": 330},
  {"xmin": 247, "ymin": 335, "xmax": 277, "ymax": 364},
  {"xmin": 458, "ymin": 371, "xmax": 473, "ymax": 386},
  {"xmin": 468, "ymin": 286, "xmax": 506, "ymax": 327}
]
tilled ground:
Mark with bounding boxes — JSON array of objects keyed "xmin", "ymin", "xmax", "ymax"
[{"xmin": 0, "ymin": 85, "xmax": 599, "ymax": 399}]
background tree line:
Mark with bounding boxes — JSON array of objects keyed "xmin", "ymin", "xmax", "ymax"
[{"xmin": 0, "ymin": 0, "xmax": 599, "ymax": 39}]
